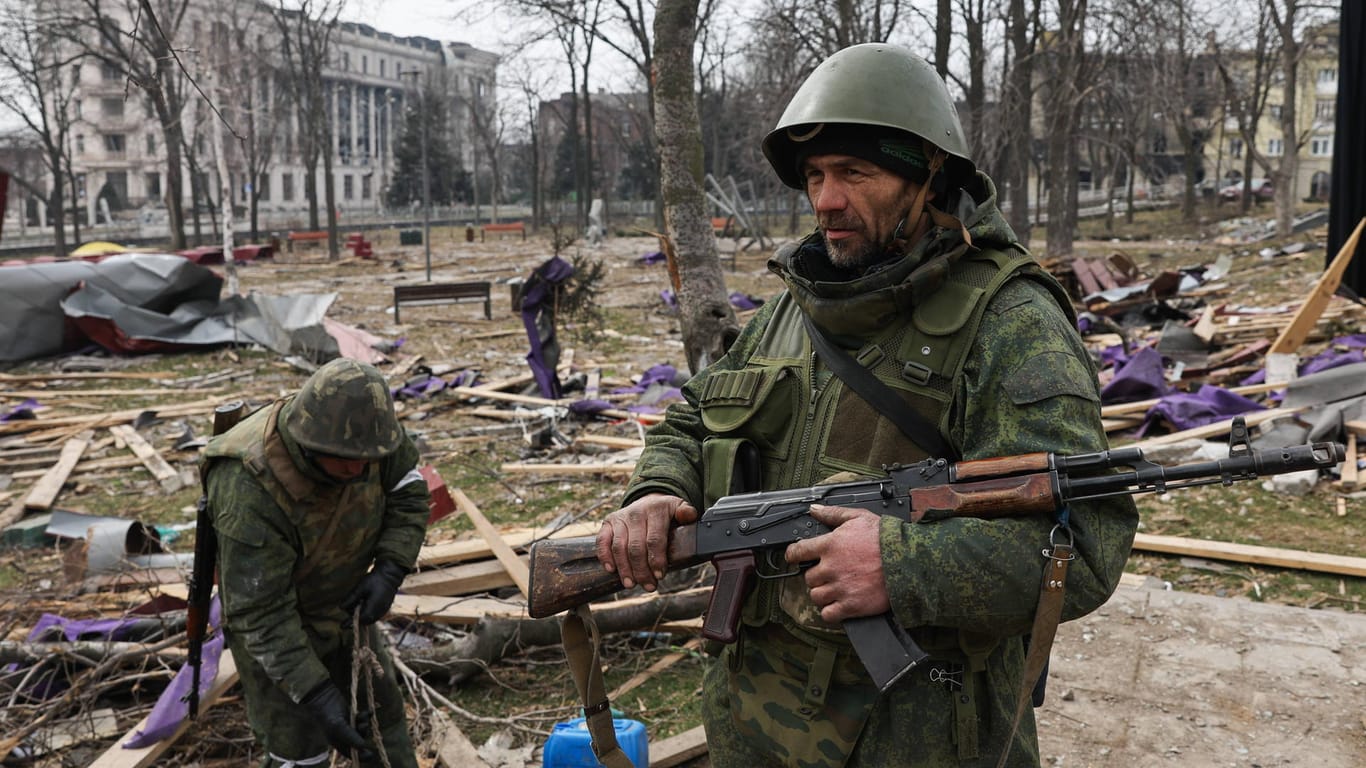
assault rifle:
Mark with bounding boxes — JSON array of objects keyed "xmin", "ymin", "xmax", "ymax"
[
  {"xmin": 528, "ymin": 417, "xmax": 1344, "ymax": 691},
  {"xmin": 185, "ymin": 399, "xmax": 248, "ymax": 719}
]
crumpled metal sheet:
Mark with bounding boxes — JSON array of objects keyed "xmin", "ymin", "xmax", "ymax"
[{"xmin": 0, "ymin": 252, "xmax": 339, "ymax": 362}]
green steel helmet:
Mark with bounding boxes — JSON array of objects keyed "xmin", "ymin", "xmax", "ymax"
[
  {"xmin": 284, "ymin": 358, "xmax": 403, "ymax": 460},
  {"xmin": 762, "ymin": 43, "xmax": 975, "ymax": 189}
]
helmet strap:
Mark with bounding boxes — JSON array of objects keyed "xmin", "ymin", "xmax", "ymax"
[{"xmin": 914, "ymin": 145, "xmax": 973, "ymax": 249}]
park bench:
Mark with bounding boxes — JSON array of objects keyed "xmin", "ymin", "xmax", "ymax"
[
  {"xmin": 287, "ymin": 230, "xmax": 327, "ymax": 253},
  {"xmin": 393, "ymin": 281, "xmax": 492, "ymax": 323},
  {"xmin": 480, "ymin": 222, "xmax": 526, "ymax": 241}
]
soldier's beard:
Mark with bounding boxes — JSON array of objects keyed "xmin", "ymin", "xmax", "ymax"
[{"xmin": 820, "ymin": 214, "xmax": 883, "ymax": 269}]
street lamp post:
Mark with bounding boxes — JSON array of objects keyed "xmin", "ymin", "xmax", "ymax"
[{"xmin": 402, "ymin": 70, "xmax": 432, "ymax": 281}]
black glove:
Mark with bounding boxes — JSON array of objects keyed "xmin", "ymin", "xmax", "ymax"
[
  {"xmin": 300, "ymin": 682, "xmax": 374, "ymax": 761},
  {"xmin": 341, "ymin": 560, "xmax": 408, "ymax": 626}
]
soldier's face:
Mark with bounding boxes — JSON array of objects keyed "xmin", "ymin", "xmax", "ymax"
[
  {"xmin": 315, "ymin": 454, "xmax": 370, "ymax": 481},
  {"xmin": 803, "ymin": 153, "xmax": 927, "ymax": 268}
]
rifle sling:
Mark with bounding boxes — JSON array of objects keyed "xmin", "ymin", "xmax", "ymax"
[
  {"xmin": 561, "ymin": 605, "xmax": 636, "ymax": 768},
  {"xmin": 997, "ymin": 538, "xmax": 1074, "ymax": 768},
  {"xmin": 801, "ymin": 314, "xmax": 954, "ymax": 460}
]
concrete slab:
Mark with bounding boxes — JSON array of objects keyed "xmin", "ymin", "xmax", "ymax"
[{"xmin": 1037, "ymin": 579, "xmax": 1366, "ymax": 766}]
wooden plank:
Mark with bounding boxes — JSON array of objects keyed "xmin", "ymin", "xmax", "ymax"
[
  {"xmin": 1339, "ymin": 434, "xmax": 1359, "ymax": 491},
  {"xmin": 430, "ymin": 706, "xmax": 490, "ymax": 768},
  {"xmin": 1132, "ymin": 533, "xmax": 1366, "ymax": 578},
  {"xmin": 575, "ymin": 435, "xmax": 646, "ymax": 450},
  {"xmin": 502, "ymin": 459, "xmax": 633, "ymax": 472},
  {"xmin": 1192, "ymin": 305, "xmax": 1218, "ymax": 343},
  {"xmin": 23, "ymin": 432, "xmax": 92, "ymax": 511},
  {"xmin": 85, "ymin": 652, "xmax": 240, "ymax": 768},
  {"xmin": 0, "ymin": 396, "xmax": 234, "ymax": 438},
  {"xmin": 610, "ymin": 638, "xmax": 703, "ymax": 700},
  {"xmin": 415, "ymin": 522, "xmax": 599, "ymax": 568},
  {"xmin": 452, "ymin": 488, "xmax": 530, "ymax": 597},
  {"xmin": 649, "ymin": 725, "xmax": 709, "ymax": 768},
  {"xmin": 1124, "ymin": 407, "xmax": 1304, "ymax": 449},
  {"xmin": 1268, "ymin": 216, "xmax": 1365, "ymax": 354},
  {"xmin": 1346, "ymin": 420, "xmax": 1366, "ymax": 438},
  {"xmin": 109, "ymin": 424, "xmax": 182, "ymax": 492},
  {"xmin": 401, "ymin": 556, "xmax": 523, "ymax": 596},
  {"xmin": 1099, "ymin": 381, "xmax": 1283, "ymax": 418}
]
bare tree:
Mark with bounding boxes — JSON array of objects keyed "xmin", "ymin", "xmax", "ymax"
[
  {"xmin": 1000, "ymin": 0, "xmax": 1040, "ymax": 241},
  {"xmin": 1264, "ymin": 0, "xmax": 1333, "ymax": 237},
  {"xmin": 273, "ymin": 0, "xmax": 343, "ymax": 259},
  {"xmin": 654, "ymin": 0, "xmax": 738, "ymax": 373},
  {"xmin": 1040, "ymin": 0, "xmax": 1089, "ymax": 258},
  {"xmin": 58, "ymin": 0, "xmax": 195, "ymax": 249},
  {"xmin": 0, "ymin": 0, "xmax": 83, "ymax": 256},
  {"xmin": 1211, "ymin": 1, "xmax": 1277, "ymax": 215}
]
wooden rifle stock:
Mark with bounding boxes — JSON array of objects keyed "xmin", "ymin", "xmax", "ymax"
[
  {"xmin": 185, "ymin": 399, "xmax": 247, "ymax": 719},
  {"xmin": 527, "ymin": 525, "xmax": 699, "ymax": 619}
]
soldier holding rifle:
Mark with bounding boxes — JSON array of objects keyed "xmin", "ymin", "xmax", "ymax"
[{"xmin": 594, "ymin": 44, "xmax": 1140, "ymax": 767}]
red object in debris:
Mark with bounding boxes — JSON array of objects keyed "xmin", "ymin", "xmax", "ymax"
[{"xmin": 421, "ymin": 464, "xmax": 456, "ymax": 526}]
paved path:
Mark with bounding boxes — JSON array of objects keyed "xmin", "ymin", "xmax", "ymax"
[{"xmin": 1037, "ymin": 578, "xmax": 1366, "ymax": 767}]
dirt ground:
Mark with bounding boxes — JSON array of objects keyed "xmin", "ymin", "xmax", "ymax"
[{"xmin": 3, "ymin": 217, "xmax": 1364, "ymax": 766}]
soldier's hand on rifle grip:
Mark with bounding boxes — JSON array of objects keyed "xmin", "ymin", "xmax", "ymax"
[
  {"xmin": 785, "ymin": 504, "xmax": 890, "ymax": 623},
  {"xmin": 596, "ymin": 493, "xmax": 698, "ymax": 592}
]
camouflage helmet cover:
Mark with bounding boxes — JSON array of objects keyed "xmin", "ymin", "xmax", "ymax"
[
  {"xmin": 762, "ymin": 43, "xmax": 975, "ymax": 189},
  {"xmin": 284, "ymin": 358, "xmax": 403, "ymax": 460}
]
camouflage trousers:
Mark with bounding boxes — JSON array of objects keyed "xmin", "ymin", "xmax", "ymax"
[
  {"xmin": 228, "ymin": 624, "xmax": 418, "ymax": 768},
  {"xmin": 700, "ymin": 622, "xmax": 1041, "ymax": 767}
]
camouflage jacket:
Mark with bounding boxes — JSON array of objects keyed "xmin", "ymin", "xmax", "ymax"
[
  {"xmin": 203, "ymin": 397, "xmax": 429, "ymax": 702},
  {"xmin": 625, "ymin": 174, "xmax": 1138, "ymax": 765}
]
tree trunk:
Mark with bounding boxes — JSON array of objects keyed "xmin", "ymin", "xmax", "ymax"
[
  {"xmin": 653, "ymin": 0, "xmax": 739, "ymax": 375},
  {"xmin": 1005, "ymin": 0, "xmax": 1034, "ymax": 244}
]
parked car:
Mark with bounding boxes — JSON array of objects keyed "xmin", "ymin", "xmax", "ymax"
[{"xmin": 1219, "ymin": 177, "xmax": 1274, "ymax": 203}]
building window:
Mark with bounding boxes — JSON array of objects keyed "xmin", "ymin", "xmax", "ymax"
[
  {"xmin": 1268, "ymin": 138, "xmax": 1284, "ymax": 156},
  {"xmin": 282, "ymin": 172, "xmax": 295, "ymax": 201},
  {"xmin": 1318, "ymin": 67, "xmax": 1338, "ymax": 84},
  {"xmin": 76, "ymin": 134, "xmax": 85, "ymax": 153},
  {"xmin": 361, "ymin": 174, "xmax": 371, "ymax": 200},
  {"xmin": 1315, "ymin": 100, "xmax": 1335, "ymax": 121},
  {"xmin": 101, "ymin": 62, "xmax": 120, "ymax": 81},
  {"xmin": 1269, "ymin": 104, "xmax": 1283, "ymax": 120},
  {"xmin": 74, "ymin": 98, "xmax": 81, "ymax": 118},
  {"xmin": 101, "ymin": 98, "xmax": 124, "ymax": 118},
  {"xmin": 380, "ymin": 59, "xmax": 386, "ymax": 77},
  {"xmin": 103, "ymin": 134, "xmax": 126, "ymax": 156},
  {"xmin": 362, "ymin": 55, "xmax": 368, "ymax": 74},
  {"xmin": 1229, "ymin": 138, "xmax": 1243, "ymax": 158},
  {"xmin": 259, "ymin": 173, "xmax": 271, "ymax": 201},
  {"xmin": 342, "ymin": 51, "xmax": 350, "ymax": 71},
  {"xmin": 146, "ymin": 133, "xmax": 156, "ymax": 155},
  {"xmin": 146, "ymin": 172, "xmax": 161, "ymax": 199},
  {"xmin": 1311, "ymin": 136, "xmax": 1334, "ymax": 156},
  {"xmin": 343, "ymin": 174, "xmax": 354, "ymax": 200}
]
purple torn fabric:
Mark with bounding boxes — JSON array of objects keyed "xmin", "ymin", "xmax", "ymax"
[
  {"xmin": 660, "ymin": 289, "xmax": 677, "ymax": 310},
  {"xmin": 26, "ymin": 612, "xmax": 162, "ymax": 643},
  {"xmin": 569, "ymin": 399, "xmax": 615, "ymax": 416},
  {"xmin": 1241, "ymin": 334, "xmax": 1366, "ymax": 385},
  {"xmin": 393, "ymin": 374, "xmax": 448, "ymax": 400},
  {"xmin": 2, "ymin": 398, "xmax": 40, "ymax": 421},
  {"xmin": 1099, "ymin": 345, "xmax": 1129, "ymax": 371},
  {"xmin": 639, "ymin": 251, "xmax": 666, "ymax": 265},
  {"xmin": 729, "ymin": 292, "xmax": 763, "ymax": 311},
  {"xmin": 1100, "ymin": 346, "xmax": 1169, "ymax": 405},
  {"xmin": 1141, "ymin": 385, "xmax": 1267, "ymax": 435},
  {"xmin": 123, "ymin": 596, "xmax": 224, "ymax": 748},
  {"xmin": 520, "ymin": 257, "xmax": 575, "ymax": 399}
]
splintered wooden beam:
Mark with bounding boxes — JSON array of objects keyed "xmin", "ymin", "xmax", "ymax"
[
  {"xmin": 23, "ymin": 432, "xmax": 93, "ymax": 511},
  {"xmin": 109, "ymin": 425, "xmax": 183, "ymax": 492},
  {"xmin": 401, "ymin": 556, "xmax": 525, "ymax": 596},
  {"xmin": 500, "ymin": 462, "xmax": 636, "ymax": 477},
  {"xmin": 650, "ymin": 725, "xmax": 710, "ymax": 768},
  {"xmin": 452, "ymin": 488, "xmax": 530, "ymax": 597},
  {"xmin": 83, "ymin": 652, "xmax": 240, "ymax": 768},
  {"xmin": 415, "ymin": 522, "xmax": 600, "ymax": 568},
  {"xmin": 1268, "ymin": 216, "xmax": 1365, "ymax": 354},
  {"xmin": 1132, "ymin": 533, "xmax": 1366, "ymax": 578}
]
